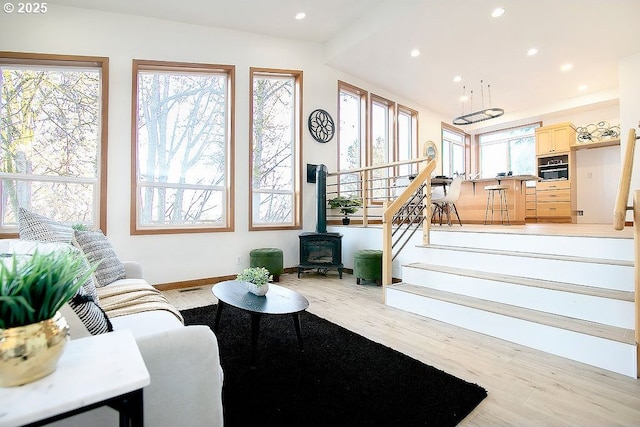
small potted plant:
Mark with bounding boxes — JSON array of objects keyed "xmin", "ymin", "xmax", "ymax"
[
  {"xmin": 328, "ymin": 195, "xmax": 362, "ymax": 225},
  {"xmin": 0, "ymin": 248, "xmax": 95, "ymax": 387},
  {"xmin": 237, "ymin": 266, "xmax": 273, "ymax": 296}
]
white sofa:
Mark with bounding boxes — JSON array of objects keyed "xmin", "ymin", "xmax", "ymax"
[{"xmin": 0, "ymin": 239, "xmax": 224, "ymax": 427}]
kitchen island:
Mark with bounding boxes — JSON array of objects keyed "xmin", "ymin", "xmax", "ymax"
[{"xmin": 452, "ymin": 175, "xmax": 539, "ymax": 225}]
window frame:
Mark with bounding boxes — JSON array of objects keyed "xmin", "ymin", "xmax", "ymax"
[
  {"xmin": 337, "ymin": 81, "xmax": 368, "ymax": 197},
  {"xmin": 441, "ymin": 123, "xmax": 467, "ymax": 178},
  {"xmin": 0, "ymin": 51, "xmax": 109, "ymax": 236},
  {"xmin": 397, "ymin": 105, "xmax": 419, "ymax": 177},
  {"xmin": 476, "ymin": 121, "xmax": 541, "ymax": 178},
  {"xmin": 369, "ymin": 94, "xmax": 396, "ymax": 203},
  {"xmin": 131, "ymin": 59, "xmax": 235, "ymax": 235},
  {"xmin": 248, "ymin": 67, "xmax": 302, "ymax": 231}
]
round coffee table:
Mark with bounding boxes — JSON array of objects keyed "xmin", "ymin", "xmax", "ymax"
[{"xmin": 211, "ymin": 280, "xmax": 309, "ymax": 365}]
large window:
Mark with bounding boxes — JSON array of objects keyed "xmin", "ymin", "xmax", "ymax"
[
  {"xmin": 338, "ymin": 81, "xmax": 367, "ymax": 197},
  {"xmin": 132, "ymin": 60, "xmax": 234, "ymax": 234},
  {"xmin": 0, "ymin": 52, "xmax": 108, "ymax": 234},
  {"xmin": 370, "ymin": 94, "xmax": 395, "ymax": 201},
  {"xmin": 249, "ymin": 68, "xmax": 302, "ymax": 230},
  {"xmin": 397, "ymin": 106, "xmax": 418, "ymax": 177},
  {"xmin": 337, "ymin": 81, "xmax": 418, "ymax": 200},
  {"xmin": 479, "ymin": 123, "xmax": 539, "ymax": 178},
  {"xmin": 442, "ymin": 125, "xmax": 466, "ymax": 177}
]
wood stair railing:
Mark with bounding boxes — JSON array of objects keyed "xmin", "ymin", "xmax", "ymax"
[{"xmin": 613, "ymin": 127, "xmax": 639, "ymax": 377}]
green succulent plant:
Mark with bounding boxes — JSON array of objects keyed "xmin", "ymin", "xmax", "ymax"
[
  {"xmin": 0, "ymin": 249, "xmax": 95, "ymax": 329},
  {"xmin": 237, "ymin": 267, "xmax": 272, "ymax": 287}
]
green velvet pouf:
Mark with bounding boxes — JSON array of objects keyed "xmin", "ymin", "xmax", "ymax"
[
  {"xmin": 249, "ymin": 248, "xmax": 284, "ymax": 282},
  {"xmin": 353, "ymin": 249, "xmax": 383, "ymax": 286}
]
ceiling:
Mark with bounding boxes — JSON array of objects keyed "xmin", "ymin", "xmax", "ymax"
[{"xmin": 51, "ymin": 0, "xmax": 640, "ymax": 127}]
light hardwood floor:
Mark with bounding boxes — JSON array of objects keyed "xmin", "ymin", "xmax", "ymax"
[{"xmin": 163, "ymin": 272, "xmax": 640, "ymax": 426}]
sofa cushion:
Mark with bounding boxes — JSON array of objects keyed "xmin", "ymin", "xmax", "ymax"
[
  {"xmin": 18, "ymin": 207, "xmax": 74, "ymax": 243},
  {"xmin": 109, "ymin": 310, "xmax": 183, "ymax": 339},
  {"xmin": 73, "ymin": 230, "xmax": 126, "ymax": 287}
]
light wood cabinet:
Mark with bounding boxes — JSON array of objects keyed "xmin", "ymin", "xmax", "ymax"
[
  {"xmin": 535, "ymin": 123, "xmax": 577, "ymax": 223},
  {"xmin": 536, "ymin": 180, "xmax": 572, "ymax": 222},
  {"xmin": 535, "ymin": 123, "xmax": 576, "ymax": 155},
  {"xmin": 525, "ymin": 186, "xmax": 537, "ymax": 222}
]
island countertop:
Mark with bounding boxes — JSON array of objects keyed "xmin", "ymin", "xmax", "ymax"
[
  {"xmin": 468, "ymin": 174, "xmax": 540, "ymax": 183},
  {"xmin": 450, "ymin": 175, "xmax": 539, "ymax": 225}
]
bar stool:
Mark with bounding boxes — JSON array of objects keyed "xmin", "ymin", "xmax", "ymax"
[{"xmin": 484, "ymin": 184, "xmax": 510, "ymax": 225}]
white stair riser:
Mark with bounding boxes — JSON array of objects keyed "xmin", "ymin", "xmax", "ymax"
[
  {"xmin": 430, "ymin": 230, "xmax": 633, "ymax": 262},
  {"xmin": 419, "ymin": 248, "xmax": 633, "ymax": 291},
  {"xmin": 386, "ymin": 289, "xmax": 637, "ymax": 378},
  {"xmin": 402, "ymin": 267, "xmax": 634, "ymax": 329}
]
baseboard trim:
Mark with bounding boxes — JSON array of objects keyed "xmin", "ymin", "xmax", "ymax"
[{"xmin": 154, "ymin": 266, "xmax": 353, "ymax": 291}]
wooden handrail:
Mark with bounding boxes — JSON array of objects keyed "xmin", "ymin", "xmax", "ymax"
[
  {"xmin": 381, "ymin": 159, "xmax": 436, "ymax": 299},
  {"xmin": 614, "ymin": 128, "xmax": 637, "ymax": 230}
]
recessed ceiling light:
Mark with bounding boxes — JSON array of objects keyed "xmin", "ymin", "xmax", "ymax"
[
  {"xmin": 526, "ymin": 48, "xmax": 538, "ymax": 56},
  {"xmin": 460, "ymin": 96, "xmax": 469, "ymax": 102},
  {"xmin": 410, "ymin": 49, "xmax": 421, "ymax": 57},
  {"xmin": 453, "ymin": 76, "xmax": 462, "ymax": 82},
  {"xmin": 491, "ymin": 7, "xmax": 505, "ymax": 18},
  {"xmin": 561, "ymin": 63, "xmax": 573, "ymax": 71},
  {"xmin": 578, "ymin": 85, "xmax": 588, "ymax": 91},
  {"xmin": 295, "ymin": 12, "xmax": 306, "ymax": 20}
]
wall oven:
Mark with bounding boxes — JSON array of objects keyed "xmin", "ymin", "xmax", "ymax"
[{"xmin": 539, "ymin": 163, "xmax": 568, "ymax": 181}]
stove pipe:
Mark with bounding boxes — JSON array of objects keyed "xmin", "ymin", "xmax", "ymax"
[{"xmin": 316, "ymin": 164, "xmax": 327, "ymax": 233}]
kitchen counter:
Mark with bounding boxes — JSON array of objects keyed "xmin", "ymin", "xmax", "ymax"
[{"xmin": 452, "ymin": 175, "xmax": 539, "ymax": 225}]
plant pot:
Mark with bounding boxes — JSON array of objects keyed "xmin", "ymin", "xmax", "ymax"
[
  {"xmin": 342, "ymin": 217, "xmax": 351, "ymax": 225},
  {"xmin": 246, "ymin": 281, "xmax": 269, "ymax": 296},
  {"xmin": 0, "ymin": 311, "xmax": 69, "ymax": 387}
]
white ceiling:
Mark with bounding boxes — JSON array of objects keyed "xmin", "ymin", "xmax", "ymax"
[{"xmin": 51, "ymin": 0, "xmax": 640, "ymax": 126}]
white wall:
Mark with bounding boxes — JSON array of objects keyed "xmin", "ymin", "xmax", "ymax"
[
  {"xmin": 619, "ymin": 53, "xmax": 640, "ymax": 221},
  {"xmin": 0, "ymin": 5, "xmax": 441, "ymax": 284}
]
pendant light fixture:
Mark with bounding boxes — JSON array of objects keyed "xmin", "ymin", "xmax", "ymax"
[{"xmin": 453, "ymin": 80, "xmax": 504, "ymax": 125}]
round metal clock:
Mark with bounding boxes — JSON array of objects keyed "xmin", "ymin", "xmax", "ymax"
[{"xmin": 308, "ymin": 109, "xmax": 335, "ymax": 143}]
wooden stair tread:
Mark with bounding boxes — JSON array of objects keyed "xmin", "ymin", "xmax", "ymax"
[
  {"xmin": 386, "ymin": 283, "xmax": 635, "ymax": 345},
  {"xmin": 405, "ymin": 262, "xmax": 634, "ymax": 302},
  {"xmin": 418, "ymin": 244, "xmax": 633, "ymax": 267}
]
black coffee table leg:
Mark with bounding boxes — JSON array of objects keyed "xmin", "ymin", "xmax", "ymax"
[
  {"xmin": 213, "ymin": 301, "xmax": 225, "ymax": 332},
  {"xmin": 292, "ymin": 312, "xmax": 304, "ymax": 351},
  {"xmin": 250, "ymin": 313, "xmax": 262, "ymax": 366}
]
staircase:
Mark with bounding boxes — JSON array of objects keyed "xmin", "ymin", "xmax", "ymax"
[{"xmin": 385, "ymin": 227, "xmax": 637, "ymax": 377}]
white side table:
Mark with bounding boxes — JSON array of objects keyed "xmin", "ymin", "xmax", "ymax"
[{"xmin": 0, "ymin": 329, "xmax": 150, "ymax": 427}]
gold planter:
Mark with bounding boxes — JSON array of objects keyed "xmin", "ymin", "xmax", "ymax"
[{"xmin": 0, "ymin": 311, "xmax": 69, "ymax": 387}]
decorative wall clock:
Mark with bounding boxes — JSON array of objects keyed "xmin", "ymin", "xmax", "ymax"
[{"xmin": 308, "ymin": 109, "xmax": 335, "ymax": 143}]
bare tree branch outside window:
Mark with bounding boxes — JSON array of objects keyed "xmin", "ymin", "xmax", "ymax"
[
  {"xmin": 0, "ymin": 64, "xmax": 100, "ymax": 229},
  {"xmin": 135, "ymin": 63, "xmax": 231, "ymax": 230}
]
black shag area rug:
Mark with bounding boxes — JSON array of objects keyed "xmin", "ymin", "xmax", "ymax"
[{"xmin": 182, "ymin": 304, "xmax": 487, "ymax": 427}]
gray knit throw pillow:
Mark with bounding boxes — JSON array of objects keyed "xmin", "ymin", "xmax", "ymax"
[
  {"xmin": 73, "ymin": 230, "xmax": 126, "ymax": 287},
  {"xmin": 18, "ymin": 207, "xmax": 73, "ymax": 243}
]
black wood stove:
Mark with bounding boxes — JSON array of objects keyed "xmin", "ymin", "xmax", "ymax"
[{"xmin": 297, "ymin": 164, "xmax": 343, "ymax": 278}]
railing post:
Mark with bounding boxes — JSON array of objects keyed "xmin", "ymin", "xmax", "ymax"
[
  {"xmin": 634, "ymin": 190, "xmax": 640, "ymax": 378},
  {"xmin": 382, "ymin": 200, "xmax": 392, "ymax": 303},
  {"xmin": 362, "ymin": 169, "xmax": 369, "ymax": 227},
  {"xmin": 423, "ymin": 163, "xmax": 432, "ymax": 245}
]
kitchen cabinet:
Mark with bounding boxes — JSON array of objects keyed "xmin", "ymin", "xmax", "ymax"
[
  {"xmin": 536, "ymin": 180, "xmax": 573, "ymax": 222},
  {"xmin": 535, "ymin": 123, "xmax": 576, "ymax": 155},
  {"xmin": 525, "ymin": 185, "xmax": 537, "ymax": 222},
  {"xmin": 535, "ymin": 122, "xmax": 577, "ymax": 223}
]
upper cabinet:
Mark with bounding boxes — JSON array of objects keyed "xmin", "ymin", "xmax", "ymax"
[{"xmin": 535, "ymin": 122, "xmax": 576, "ymax": 155}]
